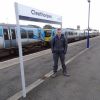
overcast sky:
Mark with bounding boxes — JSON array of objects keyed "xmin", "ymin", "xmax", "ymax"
[{"xmin": 0, "ymin": 0, "xmax": 100, "ymax": 30}]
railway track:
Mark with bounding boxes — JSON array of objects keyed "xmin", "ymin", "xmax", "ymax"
[{"xmin": 0, "ymin": 46, "xmax": 49, "ymax": 62}]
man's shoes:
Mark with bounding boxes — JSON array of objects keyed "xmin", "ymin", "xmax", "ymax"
[
  {"xmin": 63, "ymin": 72, "xmax": 70, "ymax": 77},
  {"xmin": 51, "ymin": 73, "xmax": 57, "ymax": 78}
]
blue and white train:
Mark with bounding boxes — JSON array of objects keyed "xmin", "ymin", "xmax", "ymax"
[
  {"xmin": 0, "ymin": 24, "xmax": 56, "ymax": 50},
  {"xmin": 0, "ymin": 24, "xmax": 99, "ymax": 51}
]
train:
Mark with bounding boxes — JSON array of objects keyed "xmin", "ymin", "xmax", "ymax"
[
  {"xmin": 0, "ymin": 23, "xmax": 99, "ymax": 52},
  {"xmin": 62, "ymin": 28, "xmax": 99, "ymax": 42}
]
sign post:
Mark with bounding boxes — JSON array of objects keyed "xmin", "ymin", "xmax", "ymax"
[
  {"xmin": 15, "ymin": 2, "xmax": 62, "ymax": 98},
  {"xmin": 15, "ymin": 3, "xmax": 26, "ymax": 97}
]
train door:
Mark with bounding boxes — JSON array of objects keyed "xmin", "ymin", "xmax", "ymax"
[
  {"xmin": 39, "ymin": 29, "xmax": 44, "ymax": 41},
  {"xmin": 10, "ymin": 28, "xmax": 17, "ymax": 47},
  {"xmin": 38, "ymin": 28, "xmax": 41, "ymax": 40},
  {"xmin": 20, "ymin": 28, "xmax": 28, "ymax": 45},
  {"xmin": 27, "ymin": 29, "xmax": 34, "ymax": 43},
  {"xmin": 0, "ymin": 26, "xmax": 3, "ymax": 49},
  {"xmin": 3, "ymin": 28, "xmax": 11, "ymax": 48},
  {"xmin": 51, "ymin": 29, "xmax": 56, "ymax": 39}
]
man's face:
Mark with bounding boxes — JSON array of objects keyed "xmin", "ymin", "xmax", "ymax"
[{"xmin": 57, "ymin": 29, "xmax": 61, "ymax": 35}]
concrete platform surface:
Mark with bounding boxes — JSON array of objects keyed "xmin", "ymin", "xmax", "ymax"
[
  {"xmin": 0, "ymin": 36, "xmax": 100, "ymax": 100},
  {"xmin": 19, "ymin": 37, "xmax": 100, "ymax": 100}
]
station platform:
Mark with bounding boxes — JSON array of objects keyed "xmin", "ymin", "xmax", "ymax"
[
  {"xmin": 19, "ymin": 37, "xmax": 100, "ymax": 100},
  {"xmin": 0, "ymin": 36, "xmax": 100, "ymax": 100}
]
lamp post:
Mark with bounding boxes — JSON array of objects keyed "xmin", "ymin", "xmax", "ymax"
[{"xmin": 87, "ymin": 0, "xmax": 91, "ymax": 48}]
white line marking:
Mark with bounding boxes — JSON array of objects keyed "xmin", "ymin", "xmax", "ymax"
[
  {"xmin": 44, "ymin": 71, "xmax": 53, "ymax": 78},
  {"xmin": 7, "ymin": 79, "xmax": 44, "ymax": 100},
  {"xmin": 7, "ymin": 45, "xmax": 92, "ymax": 100},
  {"xmin": 0, "ymin": 49, "xmax": 51, "ymax": 70}
]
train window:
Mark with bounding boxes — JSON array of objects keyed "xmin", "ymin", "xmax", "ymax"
[
  {"xmin": 0, "ymin": 28, "xmax": 2, "ymax": 36},
  {"xmin": 52, "ymin": 32, "xmax": 55, "ymax": 36},
  {"xmin": 44, "ymin": 30, "xmax": 51, "ymax": 37},
  {"xmin": 38, "ymin": 32, "xmax": 41, "ymax": 38},
  {"xmin": 65, "ymin": 32, "xmax": 67, "ymax": 36},
  {"xmin": 75, "ymin": 33, "xmax": 77, "ymax": 35},
  {"xmin": 20, "ymin": 29, "xmax": 27, "ymax": 38},
  {"xmin": 3, "ymin": 29, "xmax": 9, "ymax": 40},
  {"xmin": 69, "ymin": 32, "xmax": 73, "ymax": 35},
  {"xmin": 28, "ymin": 30, "xmax": 34, "ymax": 38},
  {"xmin": 11, "ymin": 29, "xmax": 16, "ymax": 39},
  {"xmin": 68, "ymin": 32, "xmax": 70, "ymax": 35}
]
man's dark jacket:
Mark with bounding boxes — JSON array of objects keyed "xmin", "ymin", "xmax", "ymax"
[{"xmin": 51, "ymin": 34, "xmax": 68, "ymax": 54}]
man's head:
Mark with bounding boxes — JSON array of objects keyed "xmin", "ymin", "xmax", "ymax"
[{"xmin": 56, "ymin": 28, "xmax": 62, "ymax": 36}]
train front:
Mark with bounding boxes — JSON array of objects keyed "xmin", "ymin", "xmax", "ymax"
[{"xmin": 43, "ymin": 29, "xmax": 56, "ymax": 46}]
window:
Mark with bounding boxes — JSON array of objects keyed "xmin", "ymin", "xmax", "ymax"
[
  {"xmin": 44, "ymin": 30, "xmax": 51, "ymax": 37},
  {"xmin": 68, "ymin": 32, "xmax": 71, "ymax": 35},
  {"xmin": 71, "ymin": 32, "xmax": 73, "ymax": 35},
  {"xmin": 52, "ymin": 31, "xmax": 55, "ymax": 36},
  {"xmin": 28, "ymin": 30, "xmax": 34, "ymax": 38},
  {"xmin": 11, "ymin": 29, "xmax": 16, "ymax": 39},
  {"xmin": 38, "ymin": 32, "xmax": 41, "ymax": 38},
  {"xmin": 68, "ymin": 32, "xmax": 70, "ymax": 35},
  {"xmin": 3, "ymin": 29, "xmax": 9, "ymax": 40},
  {"xmin": 65, "ymin": 32, "xmax": 67, "ymax": 36},
  {"xmin": 20, "ymin": 29, "xmax": 27, "ymax": 39},
  {"xmin": 74, "ymin": 32, "xmax": 77, "ymax": 35},
  {"xmin": 0, "ymin": 28, "xmax": 2, "ymax": 36}
]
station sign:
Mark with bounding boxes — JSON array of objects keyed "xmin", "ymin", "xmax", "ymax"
[{"xmin": 17, "ymin": 4, "xmax": 62, "ymax": 24}]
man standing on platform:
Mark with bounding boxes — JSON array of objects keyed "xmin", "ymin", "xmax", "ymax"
[{"xmin": 51, "ymin": 28, "xmax": 70, "ymax": 78}]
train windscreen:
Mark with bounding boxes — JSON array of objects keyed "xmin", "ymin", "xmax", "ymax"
[{"xmin": 44, "ymin": 30, "xmax": 51, "ymax": 37}]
